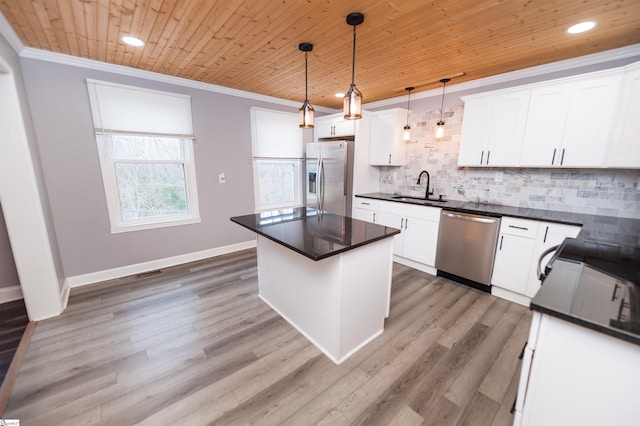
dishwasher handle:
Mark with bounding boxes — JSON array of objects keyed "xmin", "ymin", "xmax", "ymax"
[{"xmin": 442, "ymin": 211, "xmax": 499, "ymax": 225}]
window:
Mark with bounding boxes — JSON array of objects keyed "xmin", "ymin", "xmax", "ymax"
[
  {"xmin": 87, "ymin": 80, "xmax": 199, "ymax": 233},
  {"xmin": 250, "ymin": 107, "xmax": 304, "ymax": 212}
]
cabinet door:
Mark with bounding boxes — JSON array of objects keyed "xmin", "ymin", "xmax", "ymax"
[
  {"xmin": 369, "ymin": 109, "xmax": 406, "ymax": 166},
  {"xmin": 527, "ymin": 222, "xmax": 581, "ymax": 297},
  {"xmin": 486, "ymin": 90, "xmax": 530, "ymax": 166},
  {"xmin": 491, "ymin": 233, "xmax": 536, "ymax": 295},
  {"xmin": 403, "ymin": 217, "xmax": 439, "ymax": 266},
  {"xmin": 376, "ymin": 211, "xmax": 404, "ymax": 255},
  {"xmin": 458, "ymin": 97, "xmax": 493, "ymax": 166},
  {"xmin": 608, "ymin": 64, "xmax": 640, "ymax": 168},
  {"xmin": 314, "ymin": 116, "xmax": 335, "ymax": 140},
  {"xmin": 520, "ymin": 83, "xmax": 572, "ymax": 167},
  {"xmin": 333, "ymin": 118, "xmax": 357, "ymax": 138},
  {"xmin": 561, "ymin": 74, "xmax": 621, "ymax": 167}
]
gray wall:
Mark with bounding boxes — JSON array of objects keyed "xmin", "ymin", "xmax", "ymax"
[
  {"xmin": 19, "ymin": 58, "xmax": 299, "ymax": 277},
  {"xmin": 369, "ymin": 56, "xmax": 640, "ymax": 219},
  {"xmin": 0, "ymin": 205, "xmax": 19, "ymax": 289},
  {"xmin": 0, "ymin": 32, "xmax": 64, "ymax": 290}
]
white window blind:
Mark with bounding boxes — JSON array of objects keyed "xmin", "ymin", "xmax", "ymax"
[{"xmin": 87, "ymin": 79, "xmax": 194, "ymax": 137}]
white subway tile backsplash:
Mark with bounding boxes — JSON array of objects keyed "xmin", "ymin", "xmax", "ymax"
[{"xmin": 378, "ymin": 105, "xmax": 640, "ymax": 219}]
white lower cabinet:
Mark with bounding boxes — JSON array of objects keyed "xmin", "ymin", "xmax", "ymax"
[
  {"xmin": 377, "ymin": 201, "xmax": 441, "ymax": 273},
  {"xmin": 515, "ymin": 312, "xmax": 640, "ymax": 426},
  {"xmin": 491, "ymin": 217, "xmax": 580, "ymax": 306},
  {"xmin": 352, "ymin": 198, "xmax": 379, "ymax": 224}
]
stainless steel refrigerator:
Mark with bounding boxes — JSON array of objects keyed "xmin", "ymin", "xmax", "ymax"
[{"xmin": 305, "ymin": 139, "xmax": 355, "ymax": 217}]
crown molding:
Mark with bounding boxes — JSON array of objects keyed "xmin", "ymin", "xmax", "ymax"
[
  {"xmin": 19, "ymin": 47, "xmax": 336, "ymax": 113},
  {"xmin": 0, "ymin": 11, "xmax": 24, "ymax": 54},
  {"xmin": 365, "ymin": 43, "xmax": 640, "ymax": 109}
]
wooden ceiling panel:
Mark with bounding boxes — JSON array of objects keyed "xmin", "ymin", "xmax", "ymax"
[{"xmin": 1, "ymin": 0, "xmax": 638, "ymax": 108}]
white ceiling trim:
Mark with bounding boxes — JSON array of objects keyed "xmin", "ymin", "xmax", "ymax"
[
  {"xmin": 0, "ymin": 11, "xmax": 24, "ymax": 54},
  {"xmin": 365, "ymin": 43, "xmax": 640, "ymax": 109},
  {"xmin": 18, "ymin": 47, "xmax": 336, "ymax": 113}
]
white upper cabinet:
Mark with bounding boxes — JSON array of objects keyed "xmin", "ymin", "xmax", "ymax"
[
  {"xmin": 314, "ymin": 113, "xmax": 357, "ymax": 141},
  {"xmin": 369, "ymin": 108, "xmax": 407, "ymax": 166},
  {"xmin": 521, "ymin": 73, "xmax": 622, "ymax": 167},
  {"xmin": 458, "ymin": 90, "xmax": 530, "ymax": 167},
  {"xmin": 607, "ymin": 62, "xmax": 640, "ymax": 168}
]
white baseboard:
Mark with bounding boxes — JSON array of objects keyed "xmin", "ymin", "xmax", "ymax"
[
  {"xmin": 491, "ymin": 286, "xmax": 531, "ymax": 307},
  {"xmin": 64, "ymin": 240, "xmax": 257, "ymax": 289},
  {"xmin": 0, "ymin": 285, "xmax": 23, "ymax": 303},
  {"xmin": 393, "ymin": 256, "xmax": 437, "ymax": 276}
]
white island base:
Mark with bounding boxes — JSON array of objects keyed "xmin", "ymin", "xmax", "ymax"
[{"xmin": 256, "ymin": 235, "xmax": 394, "ymax": 364}]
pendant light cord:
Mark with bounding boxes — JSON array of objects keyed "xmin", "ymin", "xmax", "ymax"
[
  {"xmin": 351, "ymin": 24, "xmax": 356, "ymax": 87},
  {"xmin": 304, "ymin": 51, "xmax": 309, "ymax": 101},
  {"xmin": 405, "ymin": 89, "xmax": 411, "ymax": 125},
  {"xmin": 439, "ymin": 80, "xmax": 448, "ymax": 121}
]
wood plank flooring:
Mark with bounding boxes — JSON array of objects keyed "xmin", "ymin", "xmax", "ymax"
[{"xmin": 4, "ymin": 248, "xmax": 531, "ymax": 425}]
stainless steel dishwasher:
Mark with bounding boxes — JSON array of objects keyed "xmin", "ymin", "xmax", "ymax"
[{"xmin": 435, "ymin": 210, "xmax": 501, "ymax": 290}]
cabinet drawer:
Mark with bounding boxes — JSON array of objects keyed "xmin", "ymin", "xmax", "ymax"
[
  {"xmin": 378, "ymin": 200, "xmax": 407, "ymax": 215},
  {"xmin": 405, "ymin": 204, "xmax": 441, "ymax": 221},
  {"xmin": 500, "ymin": 217, "xmax": 539, "ymax": 238},
  {"xmin": 354, "ymin": 198, "xmax": 378, "ymax": 211}
]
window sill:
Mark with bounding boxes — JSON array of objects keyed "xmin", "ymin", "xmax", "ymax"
[{"xmin": 110, "ymin": 216, "xmax": 201, "ymax": 234}]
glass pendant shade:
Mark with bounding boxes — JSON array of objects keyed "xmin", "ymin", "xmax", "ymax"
[
  {"xmin": 343, "ymin": 84, "xmax": 362, "ymax": 120},
  {"xmin": 403, "ymin": 125, "xmax": 411, "ymax": 141},
  {"xmin": 299, "ymin": 100, "xmax": 314, "ymax": 128},
  {"xmin": 435, "ymin": 121, "xmax": 445, "ymax": 139}
]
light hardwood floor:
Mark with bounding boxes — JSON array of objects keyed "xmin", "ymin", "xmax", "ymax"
[{"xmin": 5, "ymin": 248, "xmax": 531, "ymax": 425}]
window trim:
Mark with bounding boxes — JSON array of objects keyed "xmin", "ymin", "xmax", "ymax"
[{"xmin": 96, "ymin": 134, "xmax": 201, "ymax": 234}]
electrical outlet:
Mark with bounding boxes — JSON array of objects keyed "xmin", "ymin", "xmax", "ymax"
[{"xmin": 218, "ymin": 172, "xmax": 226, "ymax": 184}]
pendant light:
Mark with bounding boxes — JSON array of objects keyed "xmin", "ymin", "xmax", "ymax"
[
  {"xmin": 298, "ymin": 43, "xmax": 314, "ymax": 128},
  {"xmin": 343, "ymin": 12, "xmax": 364, "ymax": 120},
  {"xmin": 435, "ymin": 78, "xmax": 451, "ymax": 139},
  {"xmin": 403, "ymin": 87, "xmax": 414, "ymax": 141}
]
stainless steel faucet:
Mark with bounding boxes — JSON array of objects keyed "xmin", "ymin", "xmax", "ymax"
[{"xmin": 416, "ymin": 170, "xmax": 433, "ymax": 200}]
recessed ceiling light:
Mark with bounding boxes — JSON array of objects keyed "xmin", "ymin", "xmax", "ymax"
[
  {"xmin": 335, "ymin": 92, "xmax": 344, "ymax": 98},
  {"xmin": 567, "ymin": 21, "xmax": 596, "ymax": 34},
  {"xmin": 121, "ymin": 36, "xmax": 145, "ymax": 47}
]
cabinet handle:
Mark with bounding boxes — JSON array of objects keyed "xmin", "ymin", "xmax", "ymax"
[
  {"xmin": 560, "ymin": 148, "xmax": 565, "ymax": 166},
  {"xmin": 543, "ymin": 226, "xmax": 549, "ymax": 243},
  {"xmin": 388, "ymin": 154, "xmax": 391, "ymax": 165},
  {"xmin": 551, "ymin": 148, "xmax": 556, "ymax": 165},
  {"xmin": 362, "ymin": 202, "xmax": 370, "ymax": 205},
  {"xmin": 480, "ymin": 150, "xmax": 484, "ymax": 164},
  {"xmin": 508, "ymin": 225, "xmax": 528, "ymax": 231},
  {"xmin": 499, "ymin": 235, "xmax": 503, "ymax": 250},
  {"xmin": 612, "ymin": 283, "xmax": 621, "ymax": 302},
  {"xmin": 400, "ymin": 218, "xmax": 404, "ymax": 229},
  {"xmin": 518, "ymin": 340, "xmax": 528, "ymax": 360},
  {"xmin": 405, "ymin": 218, "xmax": 408, "ymax": 229},
  {"xmin": 487, "ymin": 150, "xmax": 491, "ymax": 165}
]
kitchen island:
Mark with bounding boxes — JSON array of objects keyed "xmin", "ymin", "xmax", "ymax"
[{"xmin": 231, "ymin": 208, "xmax": 400, "ymax": 364}]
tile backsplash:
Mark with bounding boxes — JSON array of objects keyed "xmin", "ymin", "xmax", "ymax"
[{"xmin": 378, "ymin": 105, "xmax": 640, "ymax": 219}]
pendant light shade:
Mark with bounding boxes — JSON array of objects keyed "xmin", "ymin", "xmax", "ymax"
[
  {"xmin": 435, "ymin": 78, "xmax": 450, "ymax": 139},
  {"xmin": 403, "ymin": 86, "xmax": 414, "ymax": 141},
  {"xmin": 343, "ymin": 12, "xmax": 364, "ymax": 120},
  {"xmin": 298, "ymin": 43, "xmax": 315, "ymax": 128}
]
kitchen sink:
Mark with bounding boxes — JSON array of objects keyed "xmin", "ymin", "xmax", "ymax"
[{"xmin": 391, "ymin": 195, "xmax": 447, "ymax": 203}]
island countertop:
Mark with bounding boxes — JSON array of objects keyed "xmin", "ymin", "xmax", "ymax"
[{"xmin": 230, "ymin": 207, "xmax": 400, "ymax": 261}]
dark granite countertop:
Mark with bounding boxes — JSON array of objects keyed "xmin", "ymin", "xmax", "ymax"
[
  {"xmin": 230, "ymin": 207, "xmax": 400, "ymax": 261},
  {"xmin": 357, "ymin": 192, "xmax": 640, "ymax": 344}
]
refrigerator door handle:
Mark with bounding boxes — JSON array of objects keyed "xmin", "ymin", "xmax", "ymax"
[
  {"xmin": 315, "ymin": 156, "xmax": 322, "ymax": 210},
  {"xmin": 320, "ymin": 158, "xmax": 326, "ymax": 211}
]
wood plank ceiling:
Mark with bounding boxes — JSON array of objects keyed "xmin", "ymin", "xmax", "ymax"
[{"xmin": 1, "ymin": 0, "xmax": 639, "ymax": 108}]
